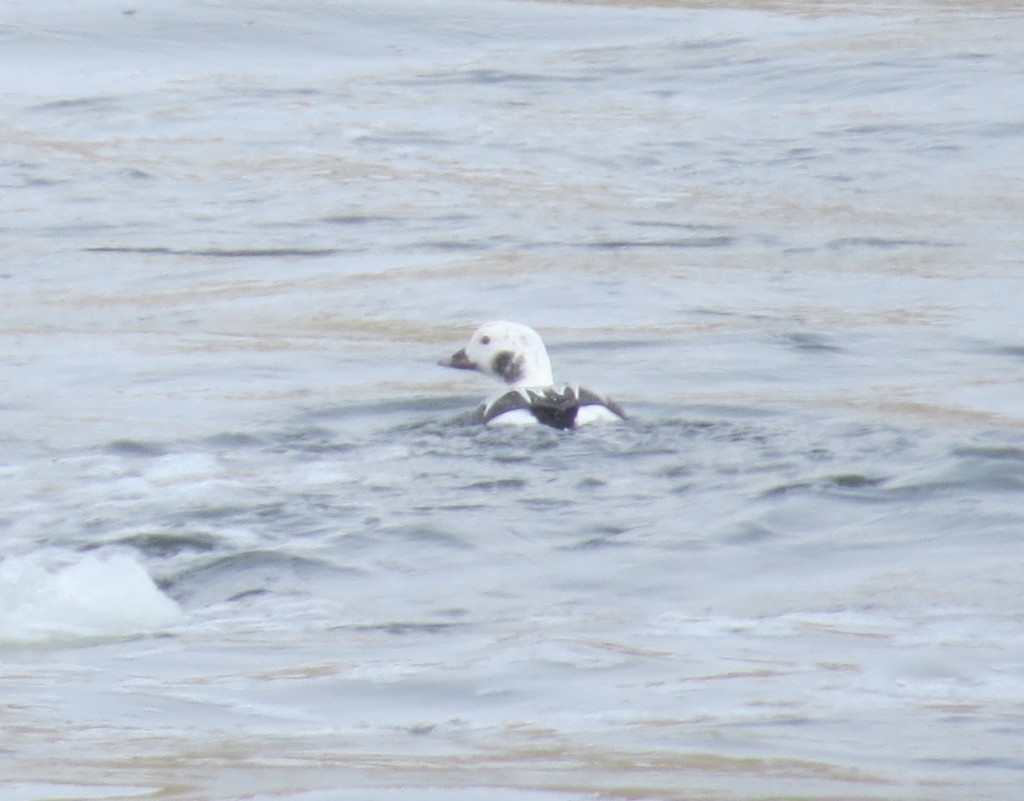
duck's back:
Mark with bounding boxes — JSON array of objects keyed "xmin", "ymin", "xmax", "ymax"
[{"xmin": 481, "ymin": 386, "xmax": 626, "ymax": 429}]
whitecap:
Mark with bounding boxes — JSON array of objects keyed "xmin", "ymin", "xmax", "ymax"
[{"xmin": 0, "ymin": 552, "xmax": 183, "ymax": 645}]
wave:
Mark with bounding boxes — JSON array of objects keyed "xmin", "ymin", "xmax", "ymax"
[{"xmin": 0, "ymin": 552, "xmax": 182, "ymax": 645}]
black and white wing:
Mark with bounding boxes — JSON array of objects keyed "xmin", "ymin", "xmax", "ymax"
[{"xmin": 481, "ymin": 386, "xmax": 626, "ymax": 430}]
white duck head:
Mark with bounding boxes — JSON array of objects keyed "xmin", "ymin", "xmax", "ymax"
[{"xmin": 440, "ymin": 321, "xmax": 554, "ymax": 387}]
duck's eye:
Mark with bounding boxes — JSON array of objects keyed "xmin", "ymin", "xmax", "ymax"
[{"xmin": 480, "ymin": 335, "xmax": 490, "ymax": 345}]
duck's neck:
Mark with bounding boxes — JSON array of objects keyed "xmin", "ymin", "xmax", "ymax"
[{"xmin": 508, "ymin": 352, "xmax": 553, "ymax": 387}]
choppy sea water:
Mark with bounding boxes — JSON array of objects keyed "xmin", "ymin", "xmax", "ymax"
[{"xmin": 2, "ymin": 1, "xmax": 1023, "ymax": 799}]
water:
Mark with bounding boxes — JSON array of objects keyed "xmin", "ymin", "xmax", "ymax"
[{"xmin": 2, "ymin": 0, "xmax": 1023, "ymax": 798}]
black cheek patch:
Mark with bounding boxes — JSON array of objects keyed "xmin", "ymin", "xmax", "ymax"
[{"xmin": 491, "ymin": 351, "xmax": 524, "ymax": 384}]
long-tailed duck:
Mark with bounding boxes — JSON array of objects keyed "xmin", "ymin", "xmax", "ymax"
[{"xmin": 439, "ymin": 321, "xmax": 626, "ymax": 429}]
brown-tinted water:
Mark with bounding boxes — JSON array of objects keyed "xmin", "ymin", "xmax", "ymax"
[{"xmin": 2, "ymin": 1, "xmax": 1022, "ymax": 799}]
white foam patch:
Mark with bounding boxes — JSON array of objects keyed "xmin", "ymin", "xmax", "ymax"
[{"xmin": 0, "ymin": 552, "xmax": 183, "ymax": 644}]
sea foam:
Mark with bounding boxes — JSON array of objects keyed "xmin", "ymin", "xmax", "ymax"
[{"xmin": 0, "ymin": 552, "xmax": 183, "ymax": 644}]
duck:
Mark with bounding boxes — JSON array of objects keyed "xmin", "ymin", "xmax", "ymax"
[{"xmin": 439, "ymin": 321, "xmax": 626, "ymax": 429}]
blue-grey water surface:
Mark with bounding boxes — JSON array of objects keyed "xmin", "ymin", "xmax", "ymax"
[{"xmin": 2, "ymin": 1, "xmax": 1023, "ymax": 799}]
